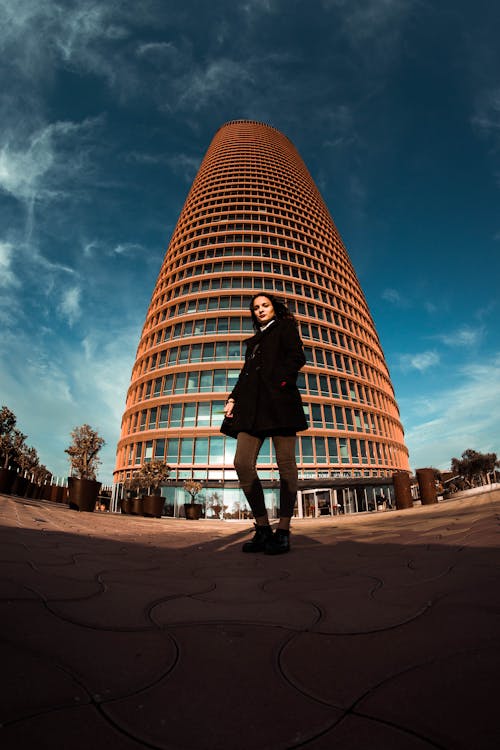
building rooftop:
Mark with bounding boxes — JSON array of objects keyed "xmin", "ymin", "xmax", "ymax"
[{"xmin": 1, "ymin": 490, "xmax": 499, "ymax": 748}]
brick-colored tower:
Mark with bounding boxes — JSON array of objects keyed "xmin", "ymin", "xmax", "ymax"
[{"xmin": 114, "ymin": 120, "xmax": 409, "ymax": 517}]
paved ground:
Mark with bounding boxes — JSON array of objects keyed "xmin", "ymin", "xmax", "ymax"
[{"xmin": 0, "ymin": 491, "xmax": 499, "ymax": 750}]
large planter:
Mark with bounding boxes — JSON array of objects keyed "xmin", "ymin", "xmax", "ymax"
[
  {"xmin": 184, "ymin": 503, "xmax": 203, "ymax": 520},
  {"xmin": 131, "ymin": 497, "xmax": 143, "ymax": 515},
  {"xmin": 416, "ymin": 468, "xmax": 438, "ymax": 505},
  {"xmin": 120, "ymin": 497, "xmax": 134, "ymax": 515},
  {"xmin": 11, "ymin": 475, "xmax": 28, "ymax": 497},
  {"xmin": 0, "ymin": 468, "xmax": 17, "ymax": 494},
  {"xmin": 393, "ymin": 472, "xmax": 413, "ymax": 510},
  {"xmin": 68, "ymin": 477, "xmax": 101, "ymax": 512},
  {"xmin": 24, "ymin": 481, "xmax": 37, "ymax": 499},
  {"xmin": 56, "ymin": 486, "xmax": 68, "ymax": 504},
  {"xmin": 142, "ymin": 494, "xmax": 165, "ymax": 518}
]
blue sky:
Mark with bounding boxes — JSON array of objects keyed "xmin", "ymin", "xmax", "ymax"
[{"xmin": 1, "ymin": 0, "xmax": 499, "ymax": 482}]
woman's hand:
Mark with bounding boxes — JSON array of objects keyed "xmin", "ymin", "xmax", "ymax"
[{"xmin": 223, "ymin": 398, "xmax": 235, "ymax": 418}]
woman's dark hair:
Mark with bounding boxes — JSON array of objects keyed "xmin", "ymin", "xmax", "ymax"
[{"xmin": 249, "ymin": 293, "xmax": 296, "ymax": 331}]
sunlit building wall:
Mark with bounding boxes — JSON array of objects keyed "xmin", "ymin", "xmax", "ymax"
[{"xmin": 114, "ymin": 120, "xmax": 409, "ymax": 515}]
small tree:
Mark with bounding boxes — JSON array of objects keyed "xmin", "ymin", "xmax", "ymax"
[
  {"xmin": 17, "ymin": 444, "xmax": 39, "ymax": 477},
  {"xmin": 65, "ymin": 424, "xmax": 105, "ymax": 480},
  {"xmin": 451, "ymin": 449, "xmax": 499, "ymax": 486},
  {"xmin": 33, "ymin": 464, "xmax": 52, "ymax": 484},
  {"xmin": 127, "ymin": 460, "xmax": 171, "ymax": 495},
  {"xmin": 0, "ymin": 405, "xmax": 26, "ymax": 469},
  {"xmin": 183, "ymin": 479, "xmax": 203, "ymax": 505}
]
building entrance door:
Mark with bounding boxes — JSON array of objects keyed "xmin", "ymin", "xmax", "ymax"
[{"xmin": 300, "ymin": 489, "xmax": 335, "ymax": 517}]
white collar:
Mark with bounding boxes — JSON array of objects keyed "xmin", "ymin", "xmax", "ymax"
[{"xmin": 259, "ymin": 318, "xmax": 276, "ymax": 332}]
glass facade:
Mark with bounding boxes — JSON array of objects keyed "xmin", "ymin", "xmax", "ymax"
[{"xmin": 114, "ymin": 120, "xmax": 409, "ymax": 515}]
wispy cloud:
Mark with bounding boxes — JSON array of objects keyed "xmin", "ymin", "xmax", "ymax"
[
  {"xmin": 472, "ymin": 87, "xmax": 500, "ymax": 136},
  {"xmin": 58, "ymin": 286, "xmax": 82, "ymax": 326},
  {"xmin": 434, "ymin": 326, "xmax": 484, "ymax": 348},
  {"xmin": 167, "ymin": 153, "xmax": 202, "ymax": 183},
  {"xmin": 0, "ymin": 241, "xmax": 19, "ymax": 287},
  {"xmin": 381, "ymin": 287, "xmax": 409, "ymax": 306},
  {"xmin": 403, "ymin": 353, "xmax": 500, "ymax": 470},
  {"xmin": 175, "ymin": 58, "xmax": 255, "ymax": 112},
  {"xmin": 111, "ymin": 243, "xmax": 144, "ymax": 256},
  {"xmin": 399, "ymin": 351, "xmax": 440, "ymax": 372},
  {"xmin": 1, "ymin": 0, "xmax": 131, "ymax": 87},
  {"xmin": 0, "ymin": 117, "xmax": 103, "ymax": 207},
  {"xmin": 0, "ymin": 320, "xmax": 137, "ymax": 479},
  {"xmin": 136, "ymin": 41, "xmax": 176, "ymax": 60},
  {"xmin": 82, "ymin": 239, "xmax": 146, "ymax": 258},
  {"xmin": 322, "ymin": 0, "xmax": 417, "ymax": 45}
]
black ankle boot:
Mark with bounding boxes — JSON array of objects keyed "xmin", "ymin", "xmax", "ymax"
[
  {"xmin": 242, "ymin": 524, "xmax": 274, "ymax": 553},
  {"xmin": 264, "ymin": 528, "xmax": 290, "ymax": 555}
]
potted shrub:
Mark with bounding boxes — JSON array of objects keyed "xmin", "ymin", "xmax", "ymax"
[
  {"xmin": 17, "ymin": 443, "xmax": 40, "ymax": 499},
  {"xmin": 126, "ymin": 461, "xmax": 171, "ymax": 518},
  {"xmin": 33, "ymin": 465, "xmax": 52, "ymax": 500},
  {"xmin": 183, "ymin": 479, "xmax": 204, "ymax": 520},
  {"xmin": 65, "ymin": 424, "xmax": 105, "ymax": 512}
]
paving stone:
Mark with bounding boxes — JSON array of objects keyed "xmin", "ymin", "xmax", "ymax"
[
  {"xmin": 103, "ymin": 623, "xmax": 339, "ymax": 750},
  {"xmin": 356, "ymin": 644, "xmax": 500, "ymax": 750},
  {"xmin": 0, "ymin": 600, "xmax": 177, "ymax": 698},
  {"xmin": 0, "ymin": 705, "xmax": 146, "ymax": 750},
  {"xmin": 0, "ymin": 640, "xmax": 89, "ymax": 723},
  {"xmin": 297, "ymin": 714, "xmax": 435, "ymax": 749},
  {"xmin": 279, "ymin": 597, "xmax": 500, "ymax": 709}
]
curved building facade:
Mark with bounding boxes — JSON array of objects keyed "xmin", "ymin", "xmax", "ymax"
[{"xmin": 114, "ymin": 120, "xmax": 409, "ymax": 517}]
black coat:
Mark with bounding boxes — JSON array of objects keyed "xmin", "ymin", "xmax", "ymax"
[{"xmin": 220, "ymin": 317, "xmax": 308, "ymax": 438}]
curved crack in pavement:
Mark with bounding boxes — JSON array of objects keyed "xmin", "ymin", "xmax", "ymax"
[
  {"xmin": 0, "ymin": 626, "xmax": 181, "ymax": 733},
  {"xmin": 146, "ymin": 582, "xmax": 218, "ymax": 626}
]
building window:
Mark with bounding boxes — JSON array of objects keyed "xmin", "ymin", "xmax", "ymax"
[{"xmin": 154, "ymin": 439, "xmax": 165, "ymax": 460}]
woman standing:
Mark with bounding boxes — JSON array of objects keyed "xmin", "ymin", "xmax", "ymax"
[{"xmin": 221, "ymin": 294, "xmax": 308, "ymax": 554}]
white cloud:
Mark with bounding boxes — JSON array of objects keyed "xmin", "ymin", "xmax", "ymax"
[
  {"xmin": 59, "ymin": 286, "xmax": 82, "ymax": 326},
  {"xmin": 399, "ymin": 350, "xmax": 440, "ymax": 372},
  {"xmin": 0, "ymin": 320, "xmax": 138, "ymax": 481},
  {"xmin": 176, "ymin": 58, "xmax": 254, "ymax": 111},
  {"xmin": 82, "ymin": 239, "xmax": 146, "ymax": 258},
  {"xmin": 0, "ymin": 0, "xmax": 129, "ymax": 84},
  {"xmin": 0, "ymin": 241, "xmax": 20, "ymax": 287},
  {"xmin": 381, "ymin": 287, "xmax": 405, "ymax": 306},
  {"xmin": 435, "ymin": 326, "xmax": 484, "ymax": 348},
  {"xmin": 403, "ymin": 353, "xmax": 500, "ymax": 470},
  {"xmin": 111, "ymin": 243, "xmax": 144, "ymax": 256},
  {"xmin": 136, "ymin": 41, "xmax": 176, "ymax": 59},
  {"xmin": 472, "ymin": 87, "xmax": 500, "ymax": 136},
  {"xmin": 0, "ymin": 117, "xmax": 103, "ymax": 205},
  {"xmin": 323, "ymin": 0, "xmax": 416, "ymax": 43},
  {"xmin": 167, "ymin": 153, "xmax": 202, "ymax": 183},
  {"xmin": 242, "ymin": 0, "xmax": 276, "ymax": 19}
]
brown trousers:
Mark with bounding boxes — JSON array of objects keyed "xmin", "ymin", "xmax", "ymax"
[{"xmin": 234, "ymin": 432, "xmax": 298, "ymax": 518}]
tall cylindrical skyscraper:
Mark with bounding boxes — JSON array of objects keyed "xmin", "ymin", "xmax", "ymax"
[{"xmin": 114, "ymin": 120, "xmax": 409, "ymax": 517}]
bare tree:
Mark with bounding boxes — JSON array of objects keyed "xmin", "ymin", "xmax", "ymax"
[
  {"xmin": 33, "ymin": 464, "xmax": 52, "ymax": 484},
  {"xmin": 65, "ymin": 424, "xmax": 105, "ymax": 480},
  {"xmin": 0, "ymin": 406, "xmax": 27, "ymax": 469},
  {"xmin": 183, "ymin": 479, "xmax": 203, "ymax": 504},
  {"xmin": 451, "ymin": 449, "xmax": 499, "ymax": 486},
  {"xmin": 126, "ymin": 460, "xmax": 171, "ymax": 494},
  {"xmin": 17, "ymin": 444, "xmax": 40, "ymax": 477}
]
